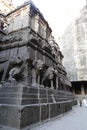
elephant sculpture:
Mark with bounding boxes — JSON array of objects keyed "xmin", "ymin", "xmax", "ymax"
[
  {"xmin": 42, "ymin": 67, "xmax": 58, "ymax": 89},
  {"xmin": 8, "ymin": 57, "xmax": 26, "ymax": 82},
  {"xmin": 0, "ymin": 56, "xmax": 23, "ymax": 82},
  {"xmin": 31, "ymin": 60, "xmax": 44, "ymax": 86}
]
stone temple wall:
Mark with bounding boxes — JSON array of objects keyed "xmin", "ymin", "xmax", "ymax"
[
  {"xmin": 0, "ymin": 27, "xmax": 70, "ymax": 90},
  {"xmin": 0, "ymin": 27, "xmax": 76, "ymax": 129},
  {"xmin": 0, "ymin": 1, "xmax": 76, "ymax": 129},
  {"xmin": 59, "ymin": 6, "xmax": 87, "ymax": 82},
  {"xmin": 60, "ymin": 22, "xmax": 78, "ymax": 81}
]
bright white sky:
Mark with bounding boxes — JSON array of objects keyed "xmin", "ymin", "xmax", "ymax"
[{"xmin": 12, "ymin": 0, "xmax": 86, "ymax": 41}]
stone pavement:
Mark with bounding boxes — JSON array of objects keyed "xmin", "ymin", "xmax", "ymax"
[{"xmin": 30, "ymin": 105, "xmax": 87, "ymax": 130}]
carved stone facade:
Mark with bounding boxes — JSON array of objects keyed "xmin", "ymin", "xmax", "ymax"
[
  {"xmin": 59, "ymin": 5, "xmax": 87, "ymax": 100},
  {"xmin": 0, "ymin": 1, "xmax": 71, "ymax": 90},
  {"xmin": 0, "ymin": 0, "xmax": 14, "ymax": 14},
  {"xmin": 0, "ymin": 0, "xmax": 76, "ymax": 129},
  {"xmin": 0, "ymin": 0, "xmax": 14, "ymax": 33}
]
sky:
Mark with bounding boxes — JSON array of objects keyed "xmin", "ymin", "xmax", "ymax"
[{"xmin": 12, "ymin": 0, "xmax": 86, "ymax": 42}]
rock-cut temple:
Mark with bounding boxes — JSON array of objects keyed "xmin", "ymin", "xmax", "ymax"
[{"xmin": 0, "ymin": 0, "xmax": 76, "ymax": 129}]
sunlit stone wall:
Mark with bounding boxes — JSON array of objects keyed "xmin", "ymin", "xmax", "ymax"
[{"xmin": 59, "ymin": 6, "xmax": 87, "ymax": 82}]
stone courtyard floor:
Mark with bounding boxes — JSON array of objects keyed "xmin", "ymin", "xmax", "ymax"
[{"xmin": 30, "ymin": 105, "xmax": 87, "ymax": 130}]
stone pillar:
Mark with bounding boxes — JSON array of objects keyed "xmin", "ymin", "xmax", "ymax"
[
  {"xmin": 43, "ymin": 50, "xmax": 45, "ymax": 64},
  {"xmin": 81, "ymin": 84, "xmax": 85, "ymax": 95},
  {"xmin": 56, "ymin": 76, "xmax": 59, "ymax": 89},
  {"xmin": 32, "ymin": 69, "xmax": 37, "ymax": 87},
  {"xmin": 22, "ymin": 62, "xmax": 28, "ymax": 85},
  {"xmin": 72, "ymin": 87, "xmax": 75, "ymax": 94},
  {"xmin": 1, "ymin": 61, "xmax": 10, "ymax": 82},
  {"xmin": 37, "ymin": 75, "xmax": 40, "ymax": 85},
  {"xmin": 35, "ymin": 15, "xmax": 39, "ymax": 33},
  {"xmin": 35, "ymin": 47, "xmax": 37, "ymax": 60},
  {"xmin": 50, "ymin": 80, "xmax": 54, "ymax": 89},
  {"xmin": 27, "ymin": 63, "xmax": 32, "ymax": 85}
]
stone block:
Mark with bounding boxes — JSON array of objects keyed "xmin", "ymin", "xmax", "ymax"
[
  {"xmin": 39, "ymin": 88, "xmax": 47, "ymax": 103},
  {"xmin": 39, "ymin": 98, "xmax": 47, "ymax": 103},
  {"xmin": 41, "ymin": 104, "xmax": 49, "ymax": 121},
  {"xmin": 0, "ymin": 86, "xmax": 23, "ymax": 94},
  {"xmin": 0, "ymin": 98, "xmax": 22, "ymax": 105},
  {"xmin": 39, "ymin": 88, "xmax": 47, "ymax": 95},
  {"xmin": 20, "ymin": 105, "xmax": 40, "ymax": 128},
  {"xmin": 59, "ymin": 103, "xmax": 64, "ymax": 114},
  {"xmin": 0, "ymin": 49, "xmax": 10, "ymax": 61},
  {"xmin": 0, "ymin": 86, "xmax": 75, "ymax": 129},
  {"xmin": 50, "ymin": 103, "xmax": 60, "ymax": 118},
  {"xmin": 0, "ymin": 104, "xmax": 40, "ymax": 129},
  {"xmin": 18, "ymin": 46, "xmax": 29, "ymax": 60},
  {"xmin": 21, "ymin": 98, "xmax": 39, "ymax": 105},
  {"xmin": 29, "ymin": 47, "xmax": 35, "ymax": 60},
  {"xmin": 23, "ymin": 86, "xmax": 38, "ymax": 94},
  {"xmin": 9, "ymin": 47, "xmax": 18, "ymax": 58},
  {"xmin": 48, "ymin": 95, "xmax": 53, "ymax": 103},
  {"xmin": 0, "ymin": 105, "xmax": 20, "ymax": 129},
  {"xmin": 37, "ymin": 51, "xmax": 43, "ymax": 61}
]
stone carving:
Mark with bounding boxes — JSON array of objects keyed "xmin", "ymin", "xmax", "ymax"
[
  {"xmin": 31, "ymin": 60, "xmax": 44, "ymax": 86},
  {"xmin": 0, "ymin": 56, "xmax": 23, "ymax": 82},
  {"xmin": 28, "ymin": 33, "xmax": 46, "ymax": 48},
  {"xmin": 0, "ymin": 18, "xmax": 70, "ymax": 91},
  {"xmin": 58, "ymin": 77, "xmax": 66, "ymax": 91},
  {"xmin": 29, "ymin": 34, "xmax": 37, "ymax": 42},
  {"xmin": 28, "ymin": 33, "xmax": 52, "ymax": 52},
  {"xmin": 42, "ymin": 67, "xmax": 58, "ymax": 89},
  {"xmin": 28, "ymin": 33, "xmax": 41, "ymax": 47},
  {"xmin": 8, "ymin": 57, "xmax": 26, "ymax": 82}
]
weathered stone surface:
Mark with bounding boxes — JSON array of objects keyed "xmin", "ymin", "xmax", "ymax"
[
  {"xmin": 50, "ymin": 103, "xmax": 60, "ymax": 118},
  {"xmin": 59, "ymin": 6, "xmax": 87, "ymax": 82},
  {"xmin": 20, "ymin": 105, "xmax": 40, "ymax": 128},
  {"xmin": 0, "ymin": 105, "xmax": 20, "ymax": 129},
  {"xmin": 0, "ymin": 99, "xmax": 75, "ymax": 129},
  {"xmin": 0, "ymin": 0, "xmax": 77, "ymax": 129},
  {"xmin": 29, "ymin": 46, "xmax": 35, "ymax": 60},
  {"xmin": 41, "ymin": 104, "xmax": 49, "ymax": 121},
  {"xmin": 37, "ymin": 50, "xmax": 43, "ymax": 61}
]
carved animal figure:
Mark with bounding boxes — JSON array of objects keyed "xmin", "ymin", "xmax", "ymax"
[
  {"xmin": 0, "ymin": 56, "xmax": 23, "ymax": 82},
  {"xmin": 8, "ymin": 57, "xmax": 26, "ymax": 82},
  {"xmin": 32, "ymin": 60, "xmax": 44, "ymax": 86},
  {"xmin": 42, "ymin": 67, "xmax": 58, "ymax": 89}
]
